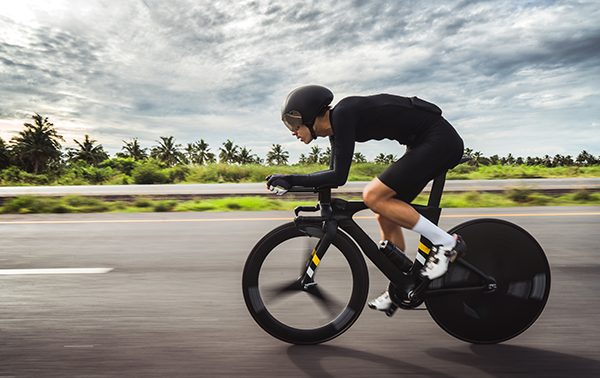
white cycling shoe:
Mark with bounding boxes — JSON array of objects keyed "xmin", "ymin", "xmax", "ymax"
[
  {"xmin": 420, "ymin": 234, "xmax": 466, "ymax": 280},
  {"xmin": 367, "ymin": 290, "xmax": 393, "ymax": 311},
  {"xmin": 368, "ymin": 289, "xmax": 399, "ymax": 317}
]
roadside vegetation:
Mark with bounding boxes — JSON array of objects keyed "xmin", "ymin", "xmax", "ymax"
[
  {"xmin": 0, "ymin": 113, "xmax": 598, "ymax": 214},
  {"xmin": 1, "ymin": 189, "xmax": 599, "ymax": 215},
  {"xmin": 1, "ymin": 114, "xmax": 599, "ymax": 187}
]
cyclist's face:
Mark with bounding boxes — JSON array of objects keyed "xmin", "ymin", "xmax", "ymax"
[{"xmin": 291, "ymin": 125, "xmax": 312, "ymax": 144}]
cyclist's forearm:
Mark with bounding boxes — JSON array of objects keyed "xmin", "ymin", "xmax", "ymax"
[{"xmin": 290, "ymin": 169, "xmax": 347, "ymax": 187}]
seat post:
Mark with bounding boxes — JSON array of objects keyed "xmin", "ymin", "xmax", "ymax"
[{"xmin": 427, "ymin": 171, "xmax": 447, "ymax": 208}]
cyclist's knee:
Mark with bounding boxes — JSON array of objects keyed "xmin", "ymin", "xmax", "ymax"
[
  {"xmin": 362, "ymin": 185, "xmax": 379, "ymax": 210},
  {"xmin": 363, "ymin": 179, "xmax": 393, "ymax": 211}
]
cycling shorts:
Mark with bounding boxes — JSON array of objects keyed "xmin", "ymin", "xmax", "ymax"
[{"xmin": 378, "ymin": 118, "xmax": 464, "ymax": 203}]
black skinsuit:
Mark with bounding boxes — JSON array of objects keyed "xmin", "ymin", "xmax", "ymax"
[{"xmin": 290, "ymin": 94, "xmax": 464, "ymax": 202}]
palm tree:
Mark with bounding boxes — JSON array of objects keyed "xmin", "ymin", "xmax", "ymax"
[
  {"xmin": 307, "ymin": 146, "xmax": 322, "ymax": 164},
  {"xmin": 119, "ymin": 138, "xmax": 148, "ymax": 161},
  {"xmin": 384, "ymin": 154, "xmax": 397, "ymax": 164},
  {"xmin": 374, "ymin": 153, "xmax": 387, "ymax": 164},
  {"xmin": 472, "ymin": 151, "xmax": 483, "ymax": 167},
  {"xmin": 0, "ymin": 137, "xmax": 11, "ymax": 169},
  {"xmin": 563, "ymin": 155, "xmax": 574, "ymax": 166},
  {"xmin": 219, "ymin": 139, "xmax": 239, "ymax": 164},
  {"xmin": 185, "ymin": 139, "xmax": 215, "ymax": 165},
  {"xmin": 319, "ymin": 147, "xmax": 331, "ymax": 165},
  {"xmin": 68, "ymin": 135, "xmax": 109, "ymax": 165},
  {"xmin": 184, "ymin": 142, "xmax": 197, "ymax": 164},
  {"xmin": 353, "ymin": 152, "xmax": 367, "ymax": 164},
  {"xmin": 576, "ymin": 150, "xmax": 596, "ymax": 166},
  {"xmin": 506, "ymin": 153, "xmax": 515, "ymax": 166},
  {"xmin": 196, "ymin": 140, "xmax": 215, "ymax": 165},
  {"xmin": 238, "ymin": 147, "xmax": 258, "ymax": 165},
  {"xmin": 266, "ymin": 144, "xmax": 289, "ymax": 165},
  {"xmin": 10, "ymin": 113, "xmax": 65, "ymax": 174},
  {"xmin": 373, "ymin": 153, "xmax": 397, "ymax": 165},
  {"xmin": 151, "ymin": 136, "xmax": 184, "ymax": 167},
  {"xmin": 542, "ymin": 155, "xmax": 552, "ymax": 167},
  {"xmin": 253, "ymin": 155, "xmax": 264, "ymax": 165},
  {"xmin": 297, "ymin": 153, "xmax": 308, "ymax": 165}
]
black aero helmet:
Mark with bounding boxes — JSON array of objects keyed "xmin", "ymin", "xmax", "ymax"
[{"xmin": 281, "ymin": 85, "xmax": 333, "ymax": 139}]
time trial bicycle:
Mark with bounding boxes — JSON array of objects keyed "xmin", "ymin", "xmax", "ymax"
[{"xmin": 242, "ymin": 158, "xmax": 551, "ymax": 345}]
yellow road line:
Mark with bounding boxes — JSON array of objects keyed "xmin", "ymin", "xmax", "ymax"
[
  {"xmin": 440, "ymin": 212, "xmax": 600, "ymax": 218},
  {"xmin": 0, "ymin": 212, "xmax": 598, "ymax": 225},
  {"xmin": 0, "ymin": 217, "xmax": 293, "ymax": 224}
]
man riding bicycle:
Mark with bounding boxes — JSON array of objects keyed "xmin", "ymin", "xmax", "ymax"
[{"xmin": 267, "ymin": 85, "xmax": 466, "ymax": 313}]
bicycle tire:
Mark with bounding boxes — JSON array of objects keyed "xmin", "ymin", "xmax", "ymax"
[
  {"xmin": 242, "ymin": 222, "xmax": 369, "ymax": 345},
  {"xmin": 425, "ymin": 218, "xmax": 551, "ymax": 344}
]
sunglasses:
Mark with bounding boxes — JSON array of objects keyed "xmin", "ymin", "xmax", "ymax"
[{"xmin": 282, "ymin": 110, "xmax": 315, "ymax": 132}]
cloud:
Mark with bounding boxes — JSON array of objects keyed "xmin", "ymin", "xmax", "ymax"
[{"xmin": 0, "ymin": 0, "xmax": 599, "ymax": 161}]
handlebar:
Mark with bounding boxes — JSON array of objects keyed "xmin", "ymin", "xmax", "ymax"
[
  {"xmin": 288, "ymin": 184, "xmax": 337, "ymax": 204},
  {"xmin": 287, "ymin": 184, "xmax": 338, "ymax": 193}
]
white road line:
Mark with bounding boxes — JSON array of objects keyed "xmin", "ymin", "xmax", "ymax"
[{"xmin": 0, "ymin": 268, "xmax": 113, "ymax": 275}]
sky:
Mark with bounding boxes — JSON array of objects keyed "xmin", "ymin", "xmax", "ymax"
[{"xmin": 0, "ymin": 0, "xmax": 599, "ymax": 163}]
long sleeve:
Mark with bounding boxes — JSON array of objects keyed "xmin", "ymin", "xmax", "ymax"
[{"xmin": 290, "ymin": 107, "xmax": 357, "ymax": 188}]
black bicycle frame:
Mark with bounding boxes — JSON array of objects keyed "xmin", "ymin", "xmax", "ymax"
[{"xmin": 292, "ymin": 161, "xmax": 495, "ymax": 303}]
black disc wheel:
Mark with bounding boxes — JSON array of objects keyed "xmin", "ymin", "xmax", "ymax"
[
  {"xmin": 425, "ymin": 219, "xmax": 551, "ymax": 344},
  {"xmin": 242, "ymin": 222, "xmax": 369, "ymax": 345}
]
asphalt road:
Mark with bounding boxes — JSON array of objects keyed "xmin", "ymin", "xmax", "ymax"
[{"xmin": 1, "ymin": 206, "xmax": 600, "ymax": 377}]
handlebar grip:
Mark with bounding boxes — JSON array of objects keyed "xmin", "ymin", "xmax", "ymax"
[
  {"xmin": 295, "ymin": 216, "xmax": 328, "ymax": 224},
  {"xmin": 294, "ymin": 205, "xmax": 320, "ymax": 216}
]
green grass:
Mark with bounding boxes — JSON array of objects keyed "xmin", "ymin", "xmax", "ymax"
[
  {"xmin": 446, "ymin": 164, "xmax": 600, "ymax": 180},
  {"xmin": 1, "ymin": 163, "xmax": 599, "ymax": 187},
  {"xmin": 1, "ymin": 190, "xmax": 598, "ymax": 215},
  {"xmin": 412, "ymin": 189, "xmax": 600, "ymax": 208},
  {"xmin": 183, "ymin": 163, "xmax": 600, "ymax": 183}
]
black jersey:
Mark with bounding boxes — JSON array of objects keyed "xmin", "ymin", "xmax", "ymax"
[{"xmin": 292, "ymin": 94, "xmax": 444, "ymax": 188}]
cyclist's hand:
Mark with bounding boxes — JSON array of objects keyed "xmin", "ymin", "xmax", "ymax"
[{"xmin": 266, "ymin": 174, "xmax": 293, "ymax": 196}]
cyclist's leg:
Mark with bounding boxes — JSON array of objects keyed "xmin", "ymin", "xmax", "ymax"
[
  {"xmin": 365, "ymin": 179, "xmax": 421, "ymax": 312},
  {"xmin": 366, "ymin": 180, "xmax": 455, "ymax": 248},
  {"xmin": 376, "ymin": 214, "xmax": 405, "ymax": 251},
  {"xmin": 364, "ymin": 119, "xmax": 464, "ymax": 281},
  {"xmin": 364, "ymin": 180, "xmax": 419, "ymax": 229}
]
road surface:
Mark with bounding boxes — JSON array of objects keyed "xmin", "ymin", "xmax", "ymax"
[
  {"xmin": 1, "ymin": 206, "xmax": 599, "ymax": 377},
  {"xmin": 0, "ymin": 177, "xmax": 598, "ymax": 199}
]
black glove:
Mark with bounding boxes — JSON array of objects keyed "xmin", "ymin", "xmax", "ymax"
[{"xmin": 266, "ymin": 174, "xmax": 294, "ymax": 196}]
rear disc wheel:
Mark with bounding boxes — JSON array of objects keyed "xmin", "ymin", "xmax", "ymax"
[{"xmin": 425, "ymin": 219, "xmax": 551, "ymax": 344}]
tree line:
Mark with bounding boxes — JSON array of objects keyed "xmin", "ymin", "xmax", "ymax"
[
  {"xmin": 463, "ymin": 148, "xmax": 599, "ymax": 168},
  {"xmin": 1, "ymin": 114, "xmax": 598, "ymax": 180}
]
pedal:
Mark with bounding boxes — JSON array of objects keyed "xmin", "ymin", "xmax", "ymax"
[
  {"xmin": 453, "ymin": 234, "xmax": 467, "ymax": 259},
  {"xmin": 385, "ymin": 303, "xmax": 398, "ymax": 317}
]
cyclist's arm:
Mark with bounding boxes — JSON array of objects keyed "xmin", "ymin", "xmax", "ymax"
[{"xmin": 289, "ymin": 110, "xmax": 356, "ymax": 188}]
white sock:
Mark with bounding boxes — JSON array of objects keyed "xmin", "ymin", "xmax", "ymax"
[{"xmin": 411, "ymin": 215, "xmax": 455, "ymax": 248}]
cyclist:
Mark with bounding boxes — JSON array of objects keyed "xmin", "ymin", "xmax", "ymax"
[{"xmin": 267, "ymin": 85, "xmax": 466, "ymax": 313}]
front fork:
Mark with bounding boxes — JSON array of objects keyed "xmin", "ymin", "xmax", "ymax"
[{"xmin": 299, "ymin": 219, "xmax": 338, "ymax": 289}]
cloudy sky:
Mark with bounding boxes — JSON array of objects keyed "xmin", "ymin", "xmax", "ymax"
[{"xmin": 1, "ymin": 0, "xmax": 599, "ymax": 162}]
